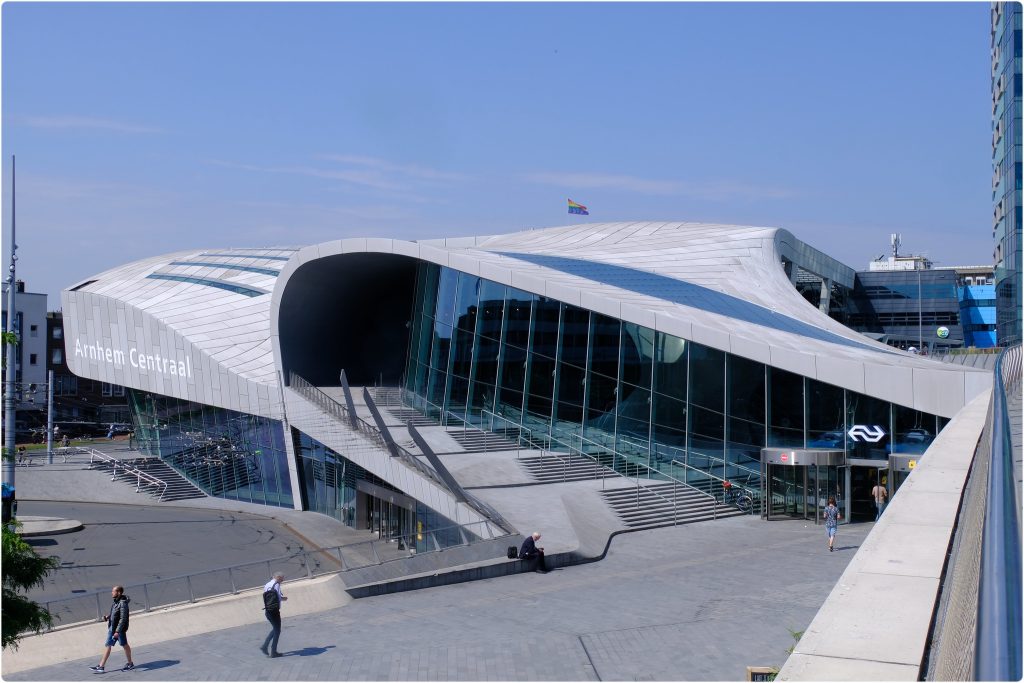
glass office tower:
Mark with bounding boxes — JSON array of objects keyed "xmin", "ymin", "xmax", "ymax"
[
  {"xmin": 992, "ymin": 2, "xmax": 1022, "ymax": 345},
  {"xmin": 403, "ymin": 263, "xmax": 947, "ymax": 496}
]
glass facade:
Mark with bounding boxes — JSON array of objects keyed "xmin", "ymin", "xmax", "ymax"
[
  {"xmin": 405, "ymin": 263, "xmax": 947, "ymax": 495},
  {"xmin": 127, "ymin": 389, "xmax": 293, "ymax": 507},
  {"xmin": 992, "ymin": 1, "xmax": 1022, "ymax": 345},
  {"xmin": 293, "ymin": 430, "xmax": 473, "ymax": 550},
  {"xmin": 845, "ymin": 269, "xmax": 964, "ymax": 351}
]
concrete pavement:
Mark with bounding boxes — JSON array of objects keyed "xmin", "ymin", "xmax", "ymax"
[{"xmin": 6, "ymin": 515, "xmax": 873, "ymax": 681}]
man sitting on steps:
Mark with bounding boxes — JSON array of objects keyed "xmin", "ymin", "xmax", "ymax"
[{"xmin": 519, "ymin": 532, "xmax": 548, "ymax": 573}]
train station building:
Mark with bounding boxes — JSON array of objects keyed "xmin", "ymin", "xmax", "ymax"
[{"xmin": 60, "ymin": 222, "xmax": 991, "ymax": 538}]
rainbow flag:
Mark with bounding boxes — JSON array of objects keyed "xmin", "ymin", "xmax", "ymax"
[{"xmin": 568, "ymin": 199, "xmax": 589, "ymax": 215}]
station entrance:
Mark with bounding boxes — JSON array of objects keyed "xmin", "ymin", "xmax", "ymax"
[
  {"xmin": 848, "ymin": 460, "xmax": 889, "ymax": 522},
  {"xmin": 355, "ymin": 479, "xmax": 416, "ymax": 541},
  {"xmin": 760, "ymin": 449, "xmax": 846, "ymax": 523}
]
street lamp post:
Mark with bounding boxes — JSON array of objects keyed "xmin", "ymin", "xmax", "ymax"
[{"xmin": 3, "ymin": 156, "xmax": 17, "ymax": 488}]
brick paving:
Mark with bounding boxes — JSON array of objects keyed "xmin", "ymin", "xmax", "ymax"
[{"xmin": 8, "ymin": 515, "xmax": 872, "ymax": 681}]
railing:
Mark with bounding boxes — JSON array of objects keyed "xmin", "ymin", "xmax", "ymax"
[
  {"xmin": 669, "ymin": 459, "xmax": 758, "ymax": 513},
  {"xmin": 567, "ymin": 431, "xmax": 717, "ymax": 522},
  {"xmin": 39, "ymin": 518, "xmax": 515, "ymax": 633},
  {"xmin": 87, "ymin": 448, "xmax": 168, "ymax": 501},
  {"xmin": 289, "ymin": 373, "xmax": 515, "ymax": 535},
  {"xmin": 976, "ymin": 343, "xmax": 1022, "ymax": 680},
  {"xmin": 926, "ymin": 343, "xmax": 1021, "ymax": 680}
]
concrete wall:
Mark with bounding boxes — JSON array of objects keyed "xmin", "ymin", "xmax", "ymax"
[{"xmin": 778, "ymin": 389, "xmax": 991, "ymax": 681}]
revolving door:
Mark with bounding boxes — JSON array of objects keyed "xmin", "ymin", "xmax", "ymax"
[{"xmin": 760, "ymin": 448, "xmax": 848, "ymax": 524}]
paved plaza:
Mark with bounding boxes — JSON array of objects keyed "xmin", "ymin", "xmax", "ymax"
[{"xmin": 8, "ymin": 513, "xmax": 872, "ymax": 681}]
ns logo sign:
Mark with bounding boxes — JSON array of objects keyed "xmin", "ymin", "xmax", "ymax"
[{"xmin": 847, "ymin": 425, "xmax": 886, "ymax": 443}]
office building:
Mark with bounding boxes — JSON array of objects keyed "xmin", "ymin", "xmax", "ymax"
[{"xmin": 992, "ymin": 1, "xmax": 1022, "ymax": 345}]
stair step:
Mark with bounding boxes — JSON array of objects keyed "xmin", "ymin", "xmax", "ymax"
[{"xmin": 94, "ymin": 456, "xmax": 206, "ymax": 501}]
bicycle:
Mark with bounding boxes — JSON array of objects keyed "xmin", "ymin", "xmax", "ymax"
[
  {"xmin": 734, "ymin": 490, "xmax": 754, "ymax": 513},
  {"xmin": 723, "ymin": 484, "xmax": 754, "ymax": 513}
]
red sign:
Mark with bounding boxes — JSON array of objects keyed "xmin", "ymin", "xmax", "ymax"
[{"xmin": 781, "ymin": 454, "xmax": 788, "ymax": 462}]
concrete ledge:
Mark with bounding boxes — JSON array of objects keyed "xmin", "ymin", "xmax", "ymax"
[
  {"xmin": 778, "ymin": 389, "xmax": 991, "ymax": 681},
  {"xmin": 2, "ymin": 573, "xmax": 352, "ymax": 676},
  {"xmin": 345, "ymin": 553, "xmax": 560, "ymax": 598},
  {"xmin": 782, "ymin": 653, "xmax": 920, "ymax": 680},
  {"xmin": 16, "ymin": 516, "xmax": 84, "ymax": 537},
  {"xmin": 339, "ymin": 535, "xmax": 516, "ymax": 586}
]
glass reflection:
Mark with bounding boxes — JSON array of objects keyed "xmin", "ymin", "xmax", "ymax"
[
  {"xmin": 402, "ymin": 262, "xmax": 948, "ymax": 507},
  {"xmin": 127, "ymin": 389, "xmax": 293, "ymax": 508}
]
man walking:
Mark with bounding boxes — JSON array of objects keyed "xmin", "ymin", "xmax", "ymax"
[
  {"xmin": 871, "ymin": 480, "xmax": 888, "ymax": 521},
  {"xmin": 89, "ymin": 586, "xmax": 134, "ymax": 673},
  {"xmin": 260, "ymin": 572, "xmax": 287, "ymax": 658}
]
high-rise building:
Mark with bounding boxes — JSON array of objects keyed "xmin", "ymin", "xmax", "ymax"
[{"xmin": 991, "ymin": 2, "xmax": 1022, "ymax": 345}]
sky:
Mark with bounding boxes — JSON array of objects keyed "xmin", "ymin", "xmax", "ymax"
[{"xmin": 1, "ymin": 1, "xmax": 995, "ymax": 303}]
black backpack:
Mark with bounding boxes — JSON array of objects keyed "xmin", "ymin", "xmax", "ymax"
[
  {"xmin": 507, "ymin": 545, "xmax": 518, "ymax": 559},
  {"xmin": 263, "ymin": 583, "xmax": 281, "ymax": 611}
]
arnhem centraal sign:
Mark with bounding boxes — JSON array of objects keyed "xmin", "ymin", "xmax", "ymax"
[{"xmin": 74, "ymin": 337, "xmax": 193, "ymax": 378}]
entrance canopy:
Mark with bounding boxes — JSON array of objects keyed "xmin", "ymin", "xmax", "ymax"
[{"xmin": 760, "ymin": 448, "xmax": 845, "ymax": 467}]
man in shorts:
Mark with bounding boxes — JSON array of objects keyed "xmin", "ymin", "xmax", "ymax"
[{"xmin": 90, "ymin": 586, "xmax": 134, "ymax": 673}]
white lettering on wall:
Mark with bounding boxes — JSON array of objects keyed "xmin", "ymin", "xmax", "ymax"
[{"xmin": 75, "ymin": 337, "xmax": 193, "ymax": 379}]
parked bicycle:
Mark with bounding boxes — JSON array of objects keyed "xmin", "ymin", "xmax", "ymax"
[{"xmin": 722, "ymin": 482, "xmax": 754, "ymax": 513}]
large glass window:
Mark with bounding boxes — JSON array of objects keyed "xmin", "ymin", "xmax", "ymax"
[
  {"xmin": 583, "ymin": 314, "xmax": 620, "ymax": 450},
  {"xmin": 552, "ymin": 304, "xmax": 589, "ymax": 445},
  {"xmin": 768, "ymin": 367, "xmax": 804, "ymax": 447},
  {"xmin": 402, "ymin": 263, "xmax": 948, "ymax": 507},
  {"xmin": 846, "ymin": 391, "xmax": 891, "ymax": 461},
  {"xmin": 688, "ymin": 343, "xmax": 725, "ymax": 464},
  {"xmin": 727, "ymin": 354, "xmax": 765, "ymax": 473},
  {"xmin": 652, "ymin": 331, "xmax": 687, "ymax": 462},
  {"xmin": 127, "ymin": 389, "xmax": 293, "ymax": 508},
  {"xmin": 524, "ymin": 298, "xmax": 559, "ymax": 433},
  {"xmin": 807, "ymin": 379, "xmax": 845, "ymax": 449},
  {"xmin": 891, "ymin": 404, "xmax": 935, "ymax": 455}
]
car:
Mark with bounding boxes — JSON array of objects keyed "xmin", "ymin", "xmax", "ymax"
[
  {"xmin": 904, "ymin": 428, "xmax": 932, "ymax": 442},
  {"xmin": 808, "ymin": 431, "xmax": 844, "ymax": 448}
]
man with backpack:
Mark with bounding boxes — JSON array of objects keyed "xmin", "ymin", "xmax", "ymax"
[{"xmin": 260, "ymin": 572, "xmax": 287, "ymax": 658}]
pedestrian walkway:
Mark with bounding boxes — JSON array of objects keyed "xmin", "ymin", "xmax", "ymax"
[{"xmin": 6, "ymin": 516, "xmax": 873, "ymax": 681}]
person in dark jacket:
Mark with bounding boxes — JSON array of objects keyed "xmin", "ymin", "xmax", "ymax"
[
  {"xmin": 519, "ymin": 532, "xmax": 548, "ymax": 573},
  {"xmin": 90, "ymin": 586, "xmax": 134, "ymax": 673}
]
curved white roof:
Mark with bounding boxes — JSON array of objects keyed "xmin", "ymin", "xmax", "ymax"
[
  {"xmin": 59, "ymin": 222, "xmax": 990, "ymax": 419},
  {"xmin": 274, "ymin": 222, "xmax": 991, "ymax": 417},
  {"xmin": 62, "ymin": 248, "xmax": 298, "ymax": 418}
]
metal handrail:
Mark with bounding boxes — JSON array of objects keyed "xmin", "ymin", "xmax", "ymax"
[
  {"xmin": 40, "ymin": 517, "xmax": 518, "ymax": 632},
  {"xmin": 87, "ymin": 448, "xmax": 168, "ymax": 501},
  {"xmin": 976, "ymin": 343, "xmax": 1022, "ymax": 680},
  {"xmin": 568, "ymin": 431, "xmax": 716, "ymax": 521},
  {"xmin": 289, "ymin": 373, "xmax": 515, "ymax": 534},
  {"xmin": 669, "ymin": 458, "xmax": 758, "ymax": 508}
]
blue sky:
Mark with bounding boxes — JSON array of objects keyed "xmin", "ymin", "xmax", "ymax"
[{"xmin": 2, "ymin": 2, "xmax": 994, "ymax": 301}]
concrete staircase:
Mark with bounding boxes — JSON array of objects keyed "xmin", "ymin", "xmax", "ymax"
[
  {"xmin": 600, "ymin": 481, "xmax": 746, "ymax": 529},
  {"xmin": 92, "ymin": 457, "xmax": 207, "ymax": 502},
  {"xmin": 447, "ymin": 429, "xmax": 521, "ymax": 454},
  {"xmin": 386, "ymin": 407, "xmax": 439, "ymax": 427},
  {"xmin": 518, "ymin": 453, "xmax": 616, "ymax": 483}
]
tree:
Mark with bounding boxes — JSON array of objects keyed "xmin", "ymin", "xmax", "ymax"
[{"xmin": 2, "ymin": 523, "xmax": 60, "ymax": 649}]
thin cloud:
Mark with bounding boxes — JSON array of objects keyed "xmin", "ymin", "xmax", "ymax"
[
  {"xmin": 12, "ymin": 115, "xmax": 165, "ymax": 134},
  {"xmin": 318, "ymin": 154, "xmax": 468, "ymax": 183},
  {"xmin": 524, "ymin": 171, "xmax": 796, "ymax": 201},
  {"xmin": 208, "ymin": 156, "xmax": 466, "ymax": 202},
  {"xmin": 207, "ymin": 159, "xmax": 402, "ymax": 191}
]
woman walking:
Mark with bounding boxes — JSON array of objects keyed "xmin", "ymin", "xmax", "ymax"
[{"xmin": 823, "ymin": 496, "xmax": 841, "ymax": 552}]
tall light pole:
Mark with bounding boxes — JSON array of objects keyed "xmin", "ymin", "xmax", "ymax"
[{"xmin": 3, "ymin": 155, "xmax": 17, "ymax": 488}]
